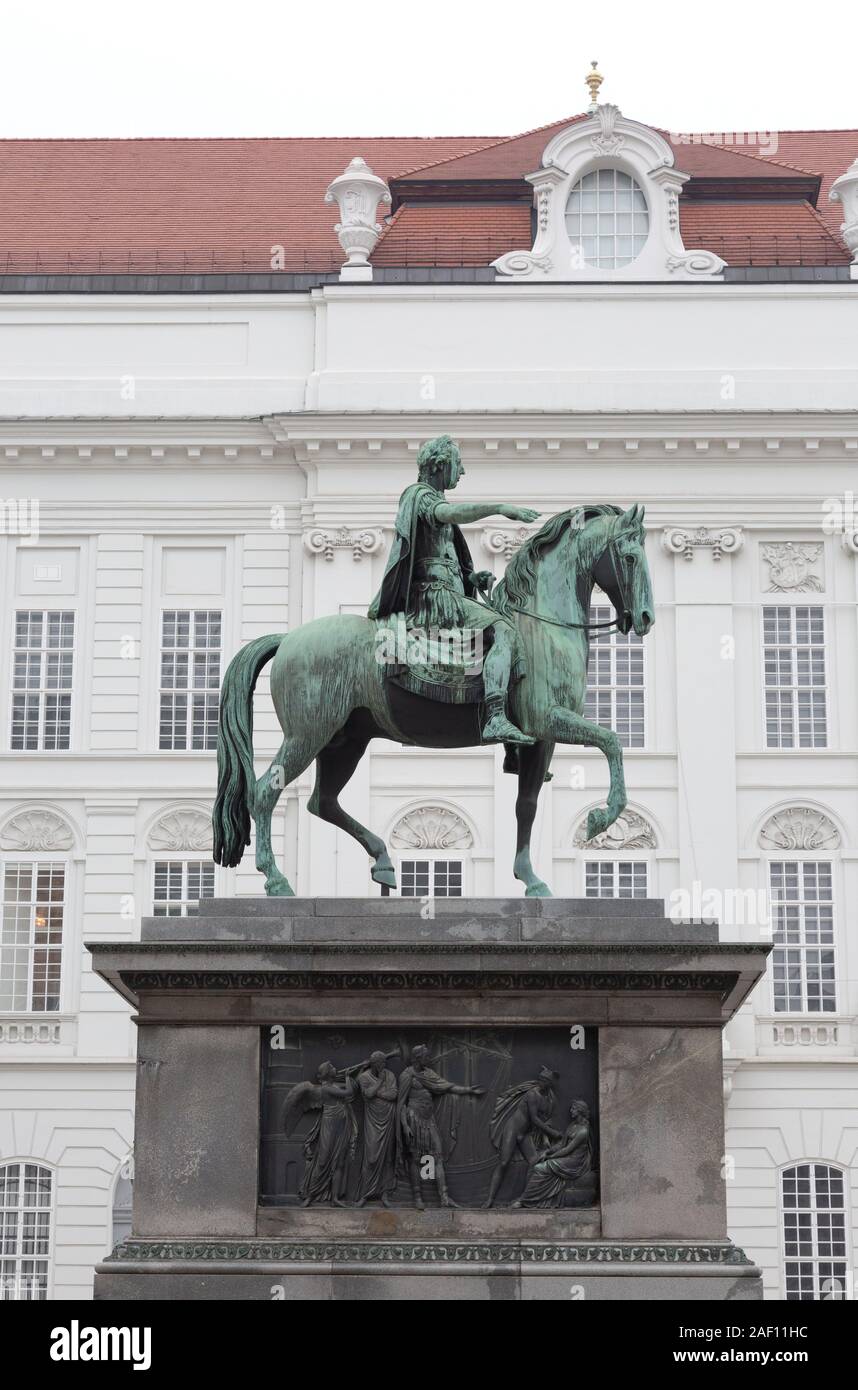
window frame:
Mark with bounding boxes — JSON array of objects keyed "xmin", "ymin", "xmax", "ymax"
[
  {"xmin": 780, "ymin": 1161, "xmax": 850, "ymax": 1301},
  {"xmin": 0, "ymin": 857, "xmax": 67, "ymax": 1015},
  {"xmin": 0, "ymin": 1159, "xmax": 54, "ymax": 1302},
  {"xmin": 9, "ymin": 608, "xmax": 76, "ymax": 752},
  {"xmin": 151, "ymin": 857, "xmax": 217, "ymax": 917},
  {"xmin": 585, "ymin": 594, "xmax": 647, "ymax": 749},
  {"xmin": 767, "ymin": 856, "xmax": 837, "ymax": 1016},
  {"xmin": 157, "ymin": 606, "xmax": 223, "ymax": 753},
  {"xmin": 581, "ymin": 857, "xmax": 650, "ymax": 900},
  {"xmin": 760, "ymin": 603, "xmax": 828, "ymax": 751},
  {"xmin": 564, "ymin": 167, "xmax": 651, "ymax": 270},
  {"xmin": 381, "ymin": 852, "xmax": 468, "ymax": 899}
]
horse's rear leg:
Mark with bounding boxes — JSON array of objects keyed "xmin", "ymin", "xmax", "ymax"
[
  {"xmin": 513, "ymin": 740, "xmax": 555, "ymax": 897},
  {"xmin": 254, "ymin": 737, "xmax": 318, "ymax": 896},
  {"xmin": 308, "ymin": 735, "xmax": 396, "ymax": 889}
]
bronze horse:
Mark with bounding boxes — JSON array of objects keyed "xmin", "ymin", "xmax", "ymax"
[{"xmin": 213, "ymin": 504, "xmax": 654, "ymax": 896}]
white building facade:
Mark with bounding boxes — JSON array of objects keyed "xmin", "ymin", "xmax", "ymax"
[{"xmin": 1, "ymin": 104, "xmax": 857, "ymax": 1300}]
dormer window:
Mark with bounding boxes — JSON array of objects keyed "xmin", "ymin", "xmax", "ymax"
[
  {"xmin": 565, "ymin": 170, "xmax": 649, "ymax": 269},
  {"xmin": 493, "ymin": 103, "xmax": 724, "ymax": 282}
]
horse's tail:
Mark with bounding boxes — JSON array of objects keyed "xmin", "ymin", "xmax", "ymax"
[{"xmin": 212, "ymin": 634, "xmax": 283, "ymax": 868}]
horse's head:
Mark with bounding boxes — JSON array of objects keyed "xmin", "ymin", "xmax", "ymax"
[{"xmin": 590, "ymin": 504, "xmax": 654, "ymax": 637}]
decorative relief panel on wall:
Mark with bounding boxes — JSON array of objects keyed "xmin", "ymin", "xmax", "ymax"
[
  {"xmin": 481, "ymin": 526, "xmax": 534, "ymax": 559},
  {"xmin": 260, "ymin": 1026, "xmax": 598, "ymax": 1210},
  {"xmin": 574, "ymin": 809, "xmax": 656, "ymax": 850},
  {"xmin": 390, "ymin": 806, "xmax": 474, "ymax": 851},
  {"xmin": 761, "ymin": 542, "xmax": 824, "ymax": 593},
  {"xmin": 661, "ymin": 526, "xmax": 744, "ymax": 561},
  {"xmin": 772, "ymin": 1023, "xmax": 840, "ymax": 1047},
  {"xmin": 758, "ymin": 807, "xmax": 840, "ymax": 852},
  {"xmin": 0, "ymin": 809, "xmax": 74, "ymax": 852},
  {"xmin": 302, "ymin": 527, "xmax": 384, "ymax": 562},
  {"xmin": 147, "ymin": 808, "xmax": 213, "ymax": 853}
]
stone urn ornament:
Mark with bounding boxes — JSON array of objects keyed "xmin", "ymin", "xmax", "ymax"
[{"xmin": 324, "ymin": 157, "xmax": 392, "ymax": 281}]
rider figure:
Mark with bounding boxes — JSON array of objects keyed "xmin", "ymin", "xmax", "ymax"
[{"xmin": 368, "ymin": 435, "xmax": 539, "ymax": 746}]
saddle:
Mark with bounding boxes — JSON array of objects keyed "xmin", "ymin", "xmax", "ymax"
[{"xmin": 378, "ymin": 615, "xmax": 490, "ymax": 706}]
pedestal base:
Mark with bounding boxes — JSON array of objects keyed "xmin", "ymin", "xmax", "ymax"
[
  {"xmin": 96, "ymin": 1238, "xmax": 762, "ymax": 1301},
  {"xmin": 89, "ymin": 898, "xmax": 769, "ymax": 1302}
]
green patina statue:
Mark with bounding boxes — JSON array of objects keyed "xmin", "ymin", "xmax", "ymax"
[
  {"xmin": 213, "ymin": 435, "xmax": 654, "ymax": 898},
  {"xmin": 367, "ymin": 436, "xmax": 538, "ymax": 745}
]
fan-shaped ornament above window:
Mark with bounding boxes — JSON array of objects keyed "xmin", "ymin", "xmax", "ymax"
[
  {"xmin": 147, "ymin": 808, "xmax": 213, "ymax": 854},
  {"xmin": 758, "ymin": 807, "xmax": 841, "ymax": 852},
  {"xmin": 390, "ymin": 806, "xmax": 474, "ymax": 852},
  {"xmin": 573, "ymin": 809, "xmax": 657, "ymax": 850},
  {"xmin": 0, "ymin": 809, "xmax": 74, "ymax": 852},
  {"xmin": 493, "ymin": 105, "xmax": 725, "ymax": 283}
]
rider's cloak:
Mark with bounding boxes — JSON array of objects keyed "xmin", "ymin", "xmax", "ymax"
[{"xmin": 367, "ymin": 483, "xmax": 478, "ymax": 623}]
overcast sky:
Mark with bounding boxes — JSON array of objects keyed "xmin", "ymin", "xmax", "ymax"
[{"xmin": 2, "ymin": 0, "xmax": 854, "ymax": 139}]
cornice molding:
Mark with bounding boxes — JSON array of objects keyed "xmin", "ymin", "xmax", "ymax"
[{"xmin": 108, "ymin": 1238, "xmax": 754, "ymax": 1267}]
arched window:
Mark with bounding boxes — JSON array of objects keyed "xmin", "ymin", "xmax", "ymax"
[
  {"xmin": 565, "ymin": 170, "xmax": 649, "ymax": 269},
  {"xmin": 0, "ymin": 810, "xmax": 73, "ymax": 1013},
  {"xmin": 384, "ymin": 805, "xmax": 474, "ymax": 898},
  {"xmin": 759, "ymin": 808, "xmax": 840, "ymax": 1015},
  {"xmin": 0, "ymin": 1161, "xmax": 52, "ymax": 1300},
  {"xmin": 781, "ymin": 1163, "xmax": 849, "ymax": 1299}
]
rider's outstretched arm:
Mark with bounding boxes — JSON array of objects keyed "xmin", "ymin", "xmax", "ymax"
[{"xmin": 434, "ymin": 501, "xmax": 538, "ymax": 525}]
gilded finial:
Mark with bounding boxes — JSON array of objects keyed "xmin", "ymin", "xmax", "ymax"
[{"xmin": 586, "ymin": 60, "xmax": 603, "ymax": 112}]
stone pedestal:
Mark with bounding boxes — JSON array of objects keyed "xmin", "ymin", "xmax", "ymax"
[{"xmin": 90, "ymin": 898, "xmax": 768, "ymax": 1300}]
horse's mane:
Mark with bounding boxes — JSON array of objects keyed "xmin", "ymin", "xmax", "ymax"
[{"xmin": 494, "ymin": 505, "xmax": 623, "ymax": 613}]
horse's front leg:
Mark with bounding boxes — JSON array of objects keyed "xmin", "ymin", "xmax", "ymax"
[
  {"xmin": 548, "ymin": 705, "xmax": 627, "ymax": 841},
  {"xmin": 513, "ymin": 740, "xmax": 555, "ymax": 897}
]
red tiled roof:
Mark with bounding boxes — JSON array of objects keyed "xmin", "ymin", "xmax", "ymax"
[
  {"xmin": 752, "ymin": 130, "xmax": 858, "ymax": 234},
  {"xmin": 679, "ymin": 201, "xmax": 848, "ymax": 266},
  {"xmin": 372, "ymin": 203, "xmax": 531, "ymax": 267},
  {"xmin": 370, "ymin": 200, "xmax": 849, "ymax": 269},
  {"xmin": 394, "ymin": 114, "xmax": 821, "ymax": 183},
  {"xmin": 0, "ymin": 123, "xmax": 853, "ymax": 274},
  {"xmin": 0, "ymin": 136, "xmax": 500, "ymax": 273}
]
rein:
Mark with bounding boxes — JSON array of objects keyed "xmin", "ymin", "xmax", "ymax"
[
  {"xmin": 424, "ymin": 515, "xmax": 636, "ymax": 635},
  {"xmin": 475, "ymin": 527, "xmax": 633, "ymax": 634},
  {"xmin": 490, "ymin": 595, "xmax": 620, "ymax": 633},
  {"xmin": 430, "ymin": 579, "xmax": 621, "ymax": 633}
]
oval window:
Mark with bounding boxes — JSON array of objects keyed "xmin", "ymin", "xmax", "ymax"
[{"xmin": 565, "ymin": 169, "xmax": 649, "ymax": 269}]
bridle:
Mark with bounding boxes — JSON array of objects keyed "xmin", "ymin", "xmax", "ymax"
[{"xmin": 480, "ymin": 520, "xmax": 638, "ymax": 634}]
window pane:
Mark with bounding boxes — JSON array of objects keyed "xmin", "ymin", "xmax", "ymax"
[
  {"xmin": 770, "ymin": 861, "xmax": 836, "ymax": 1013},
  {"xmin": 782, "ymin": 1163, "xmax": 848, "ymax": 1299},
  {"xmin": 153, "ymin": 859, "xmax": 215, "ymax": 917},
  {"xmin": 399, "ymin": 859, "xmax": 463, "ymax": 899},
  {"xmin": 762, "ymin": 606, "xmax": 827, "ymax": 750},
  {"xmin": 0, "ymin": 1162, "xmax": 52, "ymax": 1300},
  {"xmin": 584, "ymin": 602, "xmax": 645, "ymax": 748},
  {"xmin": 565, "ymin": 172, "xmax": 649, "ymax": 267},
  {"xmin": 159, "ymin": 610, "xmax": 222, "ymax": 750},
  {"xmin": 0, "ymin": 864, "xmax": 64, "ymax": 1012},
  {"xmin": 9, "ymin": 612, "xmax": 74, "ymax": 750}
]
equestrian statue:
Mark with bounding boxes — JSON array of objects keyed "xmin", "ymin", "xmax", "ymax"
[{"xmin": 213, "ymin": 435, "xmax": 654, "ymax": 897}]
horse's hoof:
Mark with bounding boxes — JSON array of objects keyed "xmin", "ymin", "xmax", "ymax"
[
  {"xmin": 265, "ymin": 874, "xmax": 294, "ymax": 897},
  {"xmin": 586, "ymin": 809, "xmax": 608, "ymax": 841},
  {"xmin": 372, "ymin": 864, "xmax": 397, "ymax": 889},
  {"xmin": 525, "ymin": 882, "xmax": 553, "ymax": 898}
]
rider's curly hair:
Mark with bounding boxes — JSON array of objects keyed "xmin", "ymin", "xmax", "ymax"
[{"xmin": 417, "ymin": 434, "xmax": 460, "ymax": 485}]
